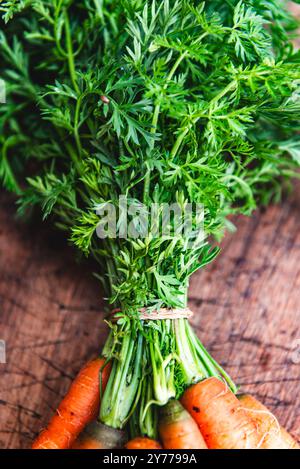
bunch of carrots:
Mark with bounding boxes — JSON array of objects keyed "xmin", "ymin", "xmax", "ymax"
[
  {"xmin": 1, "ymin": 0, "xmax": 300, "ymax": 451},
  {"xmin": 32, "ymin": 357, "xmax": 299, "ymax": 450}
]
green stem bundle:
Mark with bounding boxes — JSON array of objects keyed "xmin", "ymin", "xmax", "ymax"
[{"xmin": 100, "ymin": 317, "xmax": 236, "ymax": 436}]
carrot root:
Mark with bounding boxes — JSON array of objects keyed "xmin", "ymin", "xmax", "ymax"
[
  {"xmin": 181, "ymin": 377, "xmax": 260, "ymax": 449},
  {"xmin": 159, "ymin": 399, "xmax": 207, "ymax": 449},
  {"xmin": 238, "ymin": 394, "xmax": 299, "ymax": 449},
  {"xmin": 32, "ymin": 357, "xmax": 111, "ymax": 449}
]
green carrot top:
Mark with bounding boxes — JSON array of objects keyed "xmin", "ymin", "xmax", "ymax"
[{"xmin": 0, "ymin": 0, "xmax": 300, "ymax": 312}]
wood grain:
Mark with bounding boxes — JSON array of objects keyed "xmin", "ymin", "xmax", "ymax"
[{"xmin": 0, "ymin": 186, "xmax": 300, "ymax": 449}]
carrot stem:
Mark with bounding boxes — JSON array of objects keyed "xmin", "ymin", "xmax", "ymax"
[
  {"xmin": 100, "ymin": 327, "xmax": 143, "ymax": 428},
  {"xmin": 129, "ymin": 372, "xmax": 158, "ymax": 440},
  {"xmin": 99, "ymin": 317, "xmax": 236, "ymax": 437},
  {"xmin": 181, "ymin": 377, "xmax": 259, "ymax": 449}
]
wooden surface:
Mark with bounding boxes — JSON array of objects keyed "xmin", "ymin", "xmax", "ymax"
[{"xmin": 0, "ymin": 186, "xmax": 300, "ymax": 449}]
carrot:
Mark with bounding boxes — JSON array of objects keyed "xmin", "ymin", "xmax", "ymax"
[
  {"xmin": 159, "ymin": 399, "xmax": 207, "ymax": 449},
  {"xmin": 125, "ymin": 437, "xmax": 162, "ymax": 450},
  {"xmin": 238, "ymin": 394, "xmax": 299, "ymax": 449},
  {"xmin": 32, "ymin": 357, "xmax": 111, "ymax": 449},
  {"xmin": 72, "ymin": 421, "xmax": 126, "ymax": 449},
  {"xmin": 181, "ymin": 377, "xmax": 260, "ymax": 449}
]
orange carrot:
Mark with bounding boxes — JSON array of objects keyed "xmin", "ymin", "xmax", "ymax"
[
  {"xmin": 181, "ymin": 377, "xmax": 260, "ymax": 449},
  {"xmin": 159, "ymin": 399, "xmax": 207, "ymax": 449},
  {"xmin": 72, "ymin": 437, "xmax": 102, "ymax": 449},
  {"xmin": 32, "ymin": 357, "xmax": 111, "ymax": 449},
  {"xmin": 125, "ymin": 437, "xmax": 162, "ymax": 450},
  {"xmin": 72, "ymin": 421, "xmax": 126, "ymax": 449},
  {"xmin": 238, "ymin": 394, "xmax": 299, "ymax": 449}
]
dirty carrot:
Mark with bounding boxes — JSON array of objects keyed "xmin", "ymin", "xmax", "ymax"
[
  {"xmin": 32, "ymin": 357, "xmax": 111, "ymax": 449},
  {"xmin": 238, "ymin": 394, "xmax": 299, "ymax": 449},
  {"xmin": 125, "ymin": 437, "xmax": 162, "ymax": 450},
  {"xmin": 72, "ymin": 421, "xmax": 126, "ymax": 449},
  {"xmin": 159, "ymin": 399, "xmax": 207, "ymax": 449},
  {"xmin": 181, "ymin": 377, "xmax": 260, "ymax": 449}
]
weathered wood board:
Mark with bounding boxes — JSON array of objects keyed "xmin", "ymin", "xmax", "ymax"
[{"xmin": 0, "ymin": 185, "xmax": 300, "ymax": 448}]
